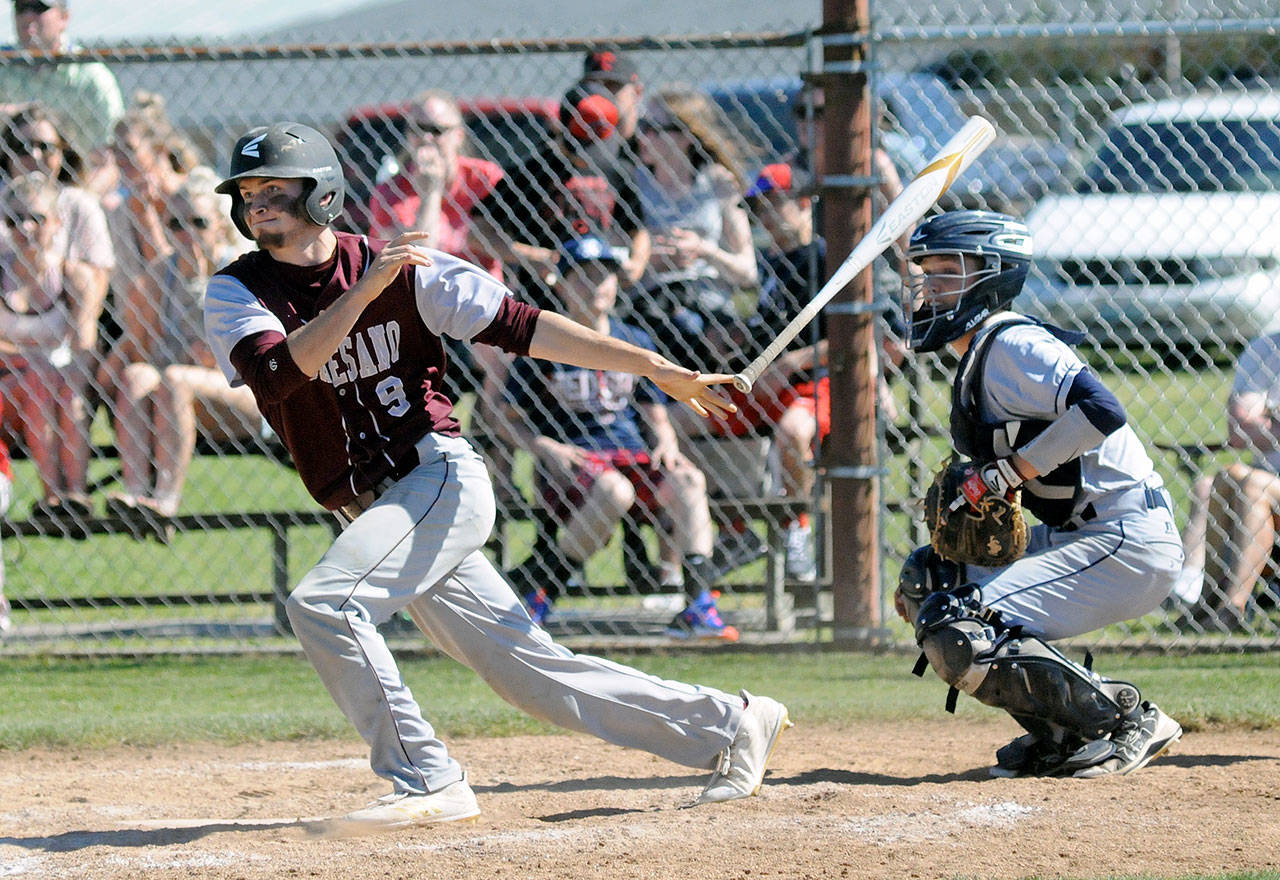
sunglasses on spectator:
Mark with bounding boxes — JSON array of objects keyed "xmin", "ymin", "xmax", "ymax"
[
  {"xmin": 14, "ymin": 1, "xmax": 54, "ymax": 14},
  {"xmin": 168, "ymin": 216, "xmax": 211, "ymax": 231},
  {"xmin": 3, "ymin": 212, "xmax": 46, "ymax": 227},
  {"xmin": 408, "ymin": 121, "xmax": 457, "ymax": 137}
]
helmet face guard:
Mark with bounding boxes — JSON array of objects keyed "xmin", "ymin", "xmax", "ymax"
[
  {"xmin": 903, "ymin": 210, "xmax": 1032, "ymax": 353},
  {"xmin": 216, "ymin": 122, "xmax": 345, "ymax": 240}
]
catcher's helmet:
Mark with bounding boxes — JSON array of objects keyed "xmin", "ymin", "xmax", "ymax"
[
  {"xmin": 903, "ymin": 210, "xmax": 1032, "ymax": 352},
  {"xmin": 215, "ymin": 122, "xmax": 345, "ymax": 239}
]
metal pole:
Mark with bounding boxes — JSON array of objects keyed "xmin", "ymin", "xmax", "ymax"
[{"xmin": 819, "ymin": 0, "xmax": 882, "ymax": 643}]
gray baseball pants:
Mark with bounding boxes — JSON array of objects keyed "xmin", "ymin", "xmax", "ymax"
[
  {"xmin": 968, "ymin": 484, "xmax": 1184, "ymax": 640},
  {"xmin": 286, "ymin": 432, "xmax": 742, "ymax": 795}
]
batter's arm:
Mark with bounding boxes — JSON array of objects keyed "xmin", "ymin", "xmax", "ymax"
[
  {"xmin": 286, "ymin": 233, "xmax": 434, "ymax": 377},
  {"xmin": 527, "ymin": 311, "xmax": 737, "ymax": 419}
]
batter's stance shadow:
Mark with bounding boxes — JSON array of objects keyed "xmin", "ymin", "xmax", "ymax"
[
  {"xmin": 474, "ymin": 772, "xmax": 705, "ymax": 796},
  {"xmin": 0, "ymin": 820, "xmax": 303, "ymax": 852}
]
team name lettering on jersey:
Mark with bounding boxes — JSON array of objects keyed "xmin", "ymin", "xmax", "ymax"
[{"xmin": 317, "ymin": 320, "xmax": 402, "ymax": 387}]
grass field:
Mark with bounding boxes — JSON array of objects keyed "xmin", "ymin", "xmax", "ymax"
[{"xmin": 4, "ymin": 649, "xmax": 1279, "ymax": 751}]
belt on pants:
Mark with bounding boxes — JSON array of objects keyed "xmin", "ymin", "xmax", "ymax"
[
  {"xmin": 1061, "ymin": 483, "xmax": 1170, "ymax": 532},
  {"xmin": 336, "ymin": 473, "xmax": 400, "ymax": 524}
]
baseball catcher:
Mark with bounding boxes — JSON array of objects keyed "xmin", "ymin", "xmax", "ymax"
[{"xmin": 893, "ymin": 210, "xmax": 1184, "ymax": 778}]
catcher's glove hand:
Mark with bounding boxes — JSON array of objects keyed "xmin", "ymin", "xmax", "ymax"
[{"xmin": 924, "ymin": 457, "xmax": 1028, "ymax": 567}]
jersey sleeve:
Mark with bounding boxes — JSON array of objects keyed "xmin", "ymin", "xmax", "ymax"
[
  {"xmin": 981, "ymin": 325, "xmax": 1084, "ymax": 421},
  {"xmin": 412, "ymin": 249, "xmax": 515, "ymax": 341},
  {"xmin": 203, "ymin": 273, "xmax": 288, "ymax": 387}
]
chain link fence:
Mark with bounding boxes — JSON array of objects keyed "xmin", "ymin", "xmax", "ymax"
[{"xmin": 1, "ymin": 9, "xmax": 1279, "ymax": 653}]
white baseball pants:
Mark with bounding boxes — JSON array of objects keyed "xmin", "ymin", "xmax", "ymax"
[{"xmin": 285, "ymin": 433, "xmax": 742, "ymax": 795}]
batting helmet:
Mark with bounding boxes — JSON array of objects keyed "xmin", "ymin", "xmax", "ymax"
[
  {"xmin": 216, "ymin": 122, "xmax": 345, "ymax": 240},
  {"xmin": 903, "ymin": 210, "xmax": 1032, "ymax": 353}
]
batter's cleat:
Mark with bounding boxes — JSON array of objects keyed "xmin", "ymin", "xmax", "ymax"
[
  {"xmin": 695, "ymin": 690, "xmax": 792, "ymax": 805},
  {"xmin": 523, "ymin": 588, "xmax": 552, "ymax": 626},
  {"xmin": 343, "ymin": 778, "xmax": 481, "ymax": 828},
  {"xmin": 665, "ymin": 589, "xmax": 739, "ymax": 641},
  {"xmin": 1073, "ymin": 702, "xmax": 1182, "ymax": 778}
]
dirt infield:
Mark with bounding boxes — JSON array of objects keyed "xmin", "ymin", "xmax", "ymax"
[{"xmin": 2, "ymin": 720, "xmax": 1279, "ymax": 880}]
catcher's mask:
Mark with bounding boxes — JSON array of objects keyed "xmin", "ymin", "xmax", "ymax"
[
  {"xmin": 216, "ymin": 122, "xmax": 346, "ymax": 240},
  {"xmin": 903, "ymin": 210, "xmax": 1032, "ymax": 353}
]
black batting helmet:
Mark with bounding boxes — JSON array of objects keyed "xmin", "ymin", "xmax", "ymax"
[
  {"xmin": 903, "ymin": 210, "xmax": 1032, "ymax": 353},
  {"xmin": 216, "ymin": 122, "xmax": 345, "ymax": 239}
]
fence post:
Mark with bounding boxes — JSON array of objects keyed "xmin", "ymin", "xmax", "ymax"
[
  {"xmin": 272, "ymin": 526, "xmax": 292, "ymax": 636},
  {"xmin": 819, "ymin": 0, "xmax": 884, "ymax": 644}
]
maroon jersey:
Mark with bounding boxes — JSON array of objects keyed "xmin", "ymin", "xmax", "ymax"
[{"xmin": 205, "ymin": 232, "xmax": 540, "ymax": 509}]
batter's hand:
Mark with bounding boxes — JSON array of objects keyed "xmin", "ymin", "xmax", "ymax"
[
  {"xmin": 650, "ymin": 366, "xmax": 738, "ymax": 419},
  {"xmin": 362, "ymin": 231, "xmax": 435, "ymax": 296}
]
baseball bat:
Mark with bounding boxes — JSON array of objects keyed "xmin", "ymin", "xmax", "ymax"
[{"xmin": 732, "ymin": 115, "xmax": 997, "ymax": 393}]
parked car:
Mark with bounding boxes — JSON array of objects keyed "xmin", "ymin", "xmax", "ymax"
[
  {"xmin": 333, "ymin": 97, "xmax": 560, "ymax": 233},
  {"xmin": 1019, "ymin": 91, "xmax": 1280, "ymax": 353},
  {"xmin": 702, "ymin": 72, "xmax": 1071, "ymax": 212}
]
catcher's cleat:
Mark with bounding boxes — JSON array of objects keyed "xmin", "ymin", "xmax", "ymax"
[
  {"xmin": 342, "ymin": 777, "xmax": 481, "ymax": 828},
  {"xmin": 1073, "ymin": 702, "xmax": 1182, "ymax": 778},
  {"xmin": 991, "ymin": 734, "xmax": 1114, "ymax": 778},
  {"xmin": 990, "ymin": 733, "xmax": 1061, "ymax": 778},
  {"xmin": 695, "ymin": 690, "xmax": 792, "ymax": 805}
]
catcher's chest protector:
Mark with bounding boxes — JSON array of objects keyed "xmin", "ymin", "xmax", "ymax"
[{"xmin": 950, "ymin": 318, "xmax": 1085, "ymax": 528}]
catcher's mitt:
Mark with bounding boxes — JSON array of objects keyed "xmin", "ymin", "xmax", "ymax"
[{"xmin": 924, "ymin": 458, "xmax": 1028, "ymax": 567}]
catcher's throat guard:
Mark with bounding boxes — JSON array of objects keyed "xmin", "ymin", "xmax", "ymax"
[{"xmin": 925, "ymin": 458, "xmax": 1028, "ymax": 566}]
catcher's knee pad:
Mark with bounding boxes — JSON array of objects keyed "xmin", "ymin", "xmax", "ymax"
[
  {"xmin": 914, "ymin": 589, "xmax": 1141, "ymax": 741},
  {"xmin": 914, "ymin": 587, "xmax": 1003, "ymax": 694},
  {"xmin": 897, "ymin": 545, "xmax": 961, "ymax": 623}
]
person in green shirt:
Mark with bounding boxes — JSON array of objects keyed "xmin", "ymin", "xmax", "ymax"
[{"xmin": 1, "ymin": 0, "xmax": 124, "ymax": 154}]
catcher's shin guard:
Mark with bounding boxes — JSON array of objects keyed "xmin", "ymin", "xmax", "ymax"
[
  {"xmin": 913, "ymin": 589, "xmax": 1142, "ymax": 742},
  {"xmin": 897, "ymin": 545, "xmax": 961, "ymax": 623}
]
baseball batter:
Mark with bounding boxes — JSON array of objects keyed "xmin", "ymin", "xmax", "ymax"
[
  {"xmin": 202, "ymin": 122, "xmax": 790, "ymax": 827},
  {"xmin": 893, "ymin": 210, "xmax": 1184, "ymax": 778}
]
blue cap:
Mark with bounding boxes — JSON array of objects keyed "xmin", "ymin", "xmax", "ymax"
[{"xmin": 558, "ymin": 236, "xmax": 626, "ymax": 271}]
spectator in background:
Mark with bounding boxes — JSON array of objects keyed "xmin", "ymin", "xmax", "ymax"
[
  {"xmin": 632, "ymin": 86, "xmax": 757, "ymax": 372},
  {"xmin": 501, "ymin": 236, "xmax": 733, "ymax": 640},
  {"xmin": 474, "ymin": 78, "xmax": 651, "ymax": 517},
  {"xmin": 367, "ymin": 90, "xmax": 503, "ymax": 275},
  {"xmin": 475, "ymin": 80, "xmax": 650, "ymax": 307},
  {"xmin": 580, "ymin": 48, "xmax": 644, "ymax": 143},
  {"xmin": 98, "ymin": 169, "xmax": 258, "ymax": 534},
  {"xmin": 1182, "ymin": 331, "xmax": 1280, "ymax": 631},
  {"xmin": 0, "ymin": 171, "xmax": 97, "ymax": 531},
  {"xmin": 0, "ymin": 0, "xmax": 125, "ymax": 190},
  {"xmin": 366, "ymin": 90, "xmax": 510, "ymax": 438},
  {"xmin": 104, "ymin": 94, "xmax": 197, "ymax": 300},
  {"xmin": 1, "ymin": 105, "xmax": 114, "ymax": 522}
]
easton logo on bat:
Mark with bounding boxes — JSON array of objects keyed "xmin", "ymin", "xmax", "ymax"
[{"xmin": 873, "ymin": 129, "xmax": 989, "ymax": 248}]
